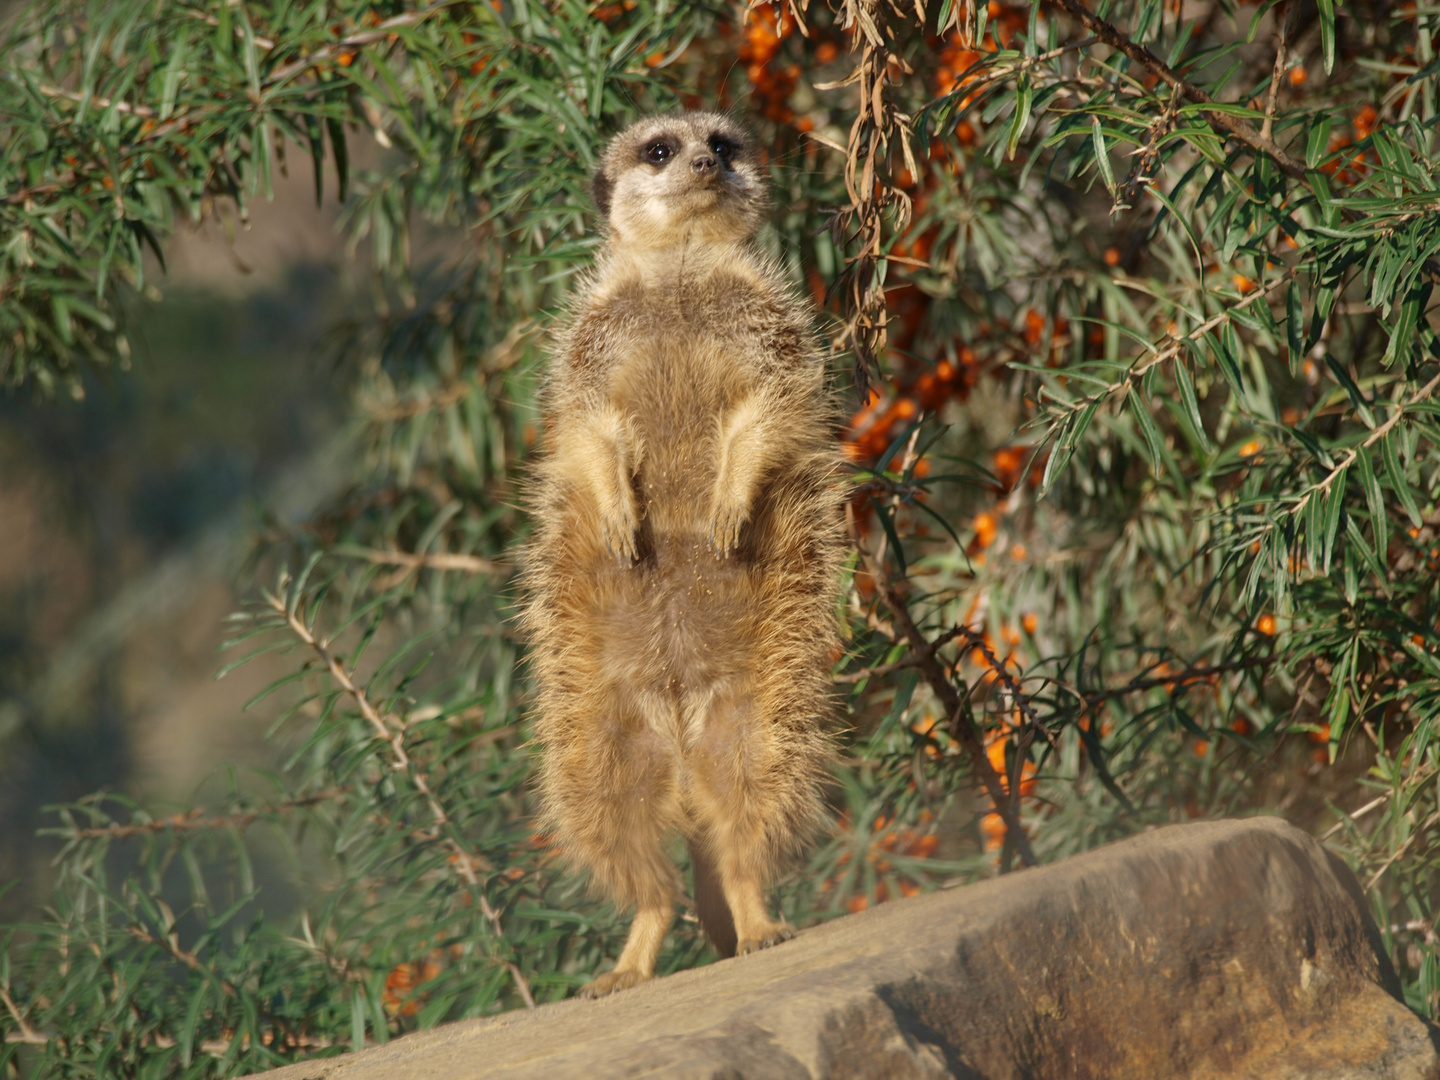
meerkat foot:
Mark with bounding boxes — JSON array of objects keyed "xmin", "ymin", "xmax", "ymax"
[
  {"xmin": 579, "ymin": 968, "xmax": 653, "ymax": 998},
  {"xmin": 736, "ymin": 921, "xmax": 795, "ymax": 955}
]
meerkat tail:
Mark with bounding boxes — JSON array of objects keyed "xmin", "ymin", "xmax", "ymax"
[{"xmin": 688, "ymin": 838, "xmax": 737, "ymax": 959}]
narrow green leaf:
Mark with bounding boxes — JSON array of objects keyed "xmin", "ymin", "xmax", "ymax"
[
  {"xmin": 1324, "ymin": 354, "xmax": 1375, "ymax": 428},
  {"xmin": 1092, "ymin": 117, "xmax": 1115, "ymax": 194},
  {"xmin": 1382, "ymin": 429, "xmax": 1424, "ymax": 528},
  {"xmin": 1173, "ymin": 359, "xmax": 1210, "ymax": 451},
  {"xmin": 1133, "ymin": 391, "xmax": 1167, "ymax": 477},
  {"xmin": 1317, "ymin": 0, "xmax": 1336, "ymax": 73},
  {"xmin": 1356, "ymin": 443, "xmax": 1389, "ymax": 559}
]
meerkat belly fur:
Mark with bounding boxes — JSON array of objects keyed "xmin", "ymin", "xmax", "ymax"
[{"xmin": 520, "ymin": 113, "xmax": 844, "ymax": 997}]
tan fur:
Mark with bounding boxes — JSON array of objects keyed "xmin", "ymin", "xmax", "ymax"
[{"xmin": 519, "ymin": 113, "xmax": 844, "ymax": 997}]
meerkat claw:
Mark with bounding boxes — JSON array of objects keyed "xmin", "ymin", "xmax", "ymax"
[
  {"xmin": 736, "ymin": 925, "xmax": 795, "ymax": 955},
  {"xmin": 579, "ymin": 969, "xmax": 652, "ymax": 998}
]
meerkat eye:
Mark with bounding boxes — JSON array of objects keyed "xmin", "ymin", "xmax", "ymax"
[
  {"xmin": 643, "ymin": 140, "xmax": 675, "ymax": 165},
  {"xmin": 708, "ymin": 136, "xmax": 735, "ymax": 162}
]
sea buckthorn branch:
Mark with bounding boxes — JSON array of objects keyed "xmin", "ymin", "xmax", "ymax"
[
  {"xmin": 1039, "ymin": 268, "xmax": 1295, "ymax": 422},
  {"xmin": 1045, "ymin": 0, "xmax": 1310, "ymax": 182},
  {"xmin": 1074, "ymin": 658, "xmax": 1270, "ymax": 705},
  {"xmin": 0, "ymin": 985, "xmax": 46, "ymax": 1046},
  {"xmin": 344, "ymin": 547, "xmax": 499, "ymax": 576},
  {"xmin": 264, "ymin": 590, "xmax": 537, "ymax": 1010},
  {"xmin": 956, "ymin": 624, "xmax": 1059, "ymax": 754},
  {"xmin": 129, "ymin": 927, "xmax": 239, "ymax": 997},
  {"xmin": 53, "ymin": 788, "xmax": 347, "ymax": 842},
  {"xmin": 846, "ymin": 504, "xmax": 1040, "ymax": 868},
  {"xmin": 835, "ymin": 626, "xmax": 965, "ymax": 683},
  {"xmin": 1270, "ymin": 368, "xmax": 1440, "ymax": 525}
]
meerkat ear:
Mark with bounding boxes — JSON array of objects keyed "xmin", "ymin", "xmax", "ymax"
[{"xmin": 591, "ymin": 165, "xmax": 613, "ymax": 219}]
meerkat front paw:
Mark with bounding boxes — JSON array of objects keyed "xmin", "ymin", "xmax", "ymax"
[
  {"xmin": 600, "ymin": 501, "xmax": 641, "ymax": 564},
  {"xmin": 579, "ymin": 968, "xmax": 652, "ymax": 998},
  {"xmin": 736, "ymin": 922, "xmax": 795, "ymax": 955},
  {"xmin": 708, "ymin": 497, "xmax": 749, "ymax": 556}
]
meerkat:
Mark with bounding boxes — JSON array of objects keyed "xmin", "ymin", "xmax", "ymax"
[{"xmin": 520, "ymin": 112, "xmax": 844, "ymax": 998}]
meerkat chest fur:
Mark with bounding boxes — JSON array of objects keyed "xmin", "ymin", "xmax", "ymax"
[{"xmin": 580, "ymin": 267, "xmax": 816, "ymax": 540}]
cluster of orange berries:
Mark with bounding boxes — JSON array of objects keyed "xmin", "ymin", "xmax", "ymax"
[
  {"xmin": 1320, "ymin": 104, "xmax": 1380, "ymax": 185},
  {"xmin": 383, "ymin": 946, "xmax": 463, "ymax": 1017},
  {"xmin": 842, "ymin": 350, "xmax": 979, "ymax": 466},
  {"xmin": 737, "ymin": 5, "xmax": 804, "ymax": 123},
  {"xmin": 829, "ymin": 810, "xmax": 941, "ymax": 912}
]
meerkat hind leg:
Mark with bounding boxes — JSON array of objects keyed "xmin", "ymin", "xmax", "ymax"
[
  {"xmin": 579, "ymin": 904, "xmax": 672, "ymax": 998},
  {"xmin": 722, "ymin": 870, "xmax": 795, "ymax": 956}
]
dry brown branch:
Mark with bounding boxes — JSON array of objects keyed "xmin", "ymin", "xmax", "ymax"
[
  {"xmin": 846, "ymin": 505, "xmax": 1039, "ymax": 867},
  {"xmin": 265, "ymin": 591, "xmax": 536, "ymax": 1010}
]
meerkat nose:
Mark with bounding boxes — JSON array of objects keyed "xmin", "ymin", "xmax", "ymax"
[{"xmin": 690, "ymin": 153, "xmax": 717, "ymax": 176}]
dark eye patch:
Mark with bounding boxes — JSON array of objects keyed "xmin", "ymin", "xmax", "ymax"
[
  {"xmin": 643, "ymin": 139, "xmax": 676, "ymax": 165},
  {"xmin": 708, "ymin": 134, "xmax": 739, "ymax": 161}
]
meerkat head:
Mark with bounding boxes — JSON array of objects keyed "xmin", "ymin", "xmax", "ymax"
[{"xmin": 592, "ymin": 113, "xmax": 766, "ymax": 250}]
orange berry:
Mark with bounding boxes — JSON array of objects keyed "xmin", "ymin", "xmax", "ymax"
[
  {"xmin": 847, "ymin": 894, "xmax": 869, "ymax": 913},
  {"xmin": 1257, "ymin": 614, "xmax": 1277, "ymax": 636},
  {"xmin": 1021, "ymin": 613, "xmax": 1038, "ymax": 635},
  {"xmin": 1240, "ymin": 439, "xmax": 1263, "ymax": 457},
  {"xmin": 1103, "ymin": 246, "xmax": 1121, "ymax": 266},
  {"xmin": 972, "ymin": 511, "xmax": 997, "ymax": 547},
  {"xmin": 1233, "ymin": 273, "xmax": 1255, "ymax": 293},
  {"xmin": 1308, "ymin": 723, "xmax": 1331, "ymax": 744},
  {"xmin": 1288, "ymin": 65, "xmax": 1307, "ymax": 86},
  {"xmin": 1009, "ymin": 543, "xmax": 1027, "ymax": 562},
  {"xmin": 1230, "ymin": 718, "xmax": 1253, "ymax": 736},
  {"xmin": 1194, "ymin": 740, "xmax": 1209, "ymax": 756},
  {"xmin": 816, "ymin": 40, "xmax": 839, "ymax": 62}
]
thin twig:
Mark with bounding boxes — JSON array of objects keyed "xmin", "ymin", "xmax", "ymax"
[
  {"xmin": 1282, "ymin": 370, "xmax": 1440, "ymax": 523},
  {"xmin": 131, "ymin": 929, "xmax": 238, "ymax": 996},
  {"xmin": 835, "ymin": 627, "xmax": 965, "ymax": 683},
  {"xmin": 1261, "ymin": 1, "xmax": 1295, "ymax": 143},
  {"xmin": 0, "ymin": 985, "xmax": 46, "ymax": 1046},
  {"xmin": 1046, "ymin": 271, "xmax": 1294, "ymax": 420},
  {"xmin": 1321, "ymin": 793, "xmax": 1389, "ymax": 840},
  {"xmin": 58, "ymin": 789, "xmax": 346, "ymax": 841},
  {"xmin": 1079, "ymin": 659, "xmax": 1270, "ymax": 704},
  {"xmin": 346, "ymin": 548, "xmax": 498, "ymax": 575}
]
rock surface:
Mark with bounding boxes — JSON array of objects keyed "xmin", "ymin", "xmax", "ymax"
[{"xmin": 250, "ymin": 817, "xmax": 1439, "ymax": 1080}]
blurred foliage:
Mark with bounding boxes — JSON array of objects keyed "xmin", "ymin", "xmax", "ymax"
[{"xmin": 3, "ymin": 0, "xmax": 1440, "ymax": 1073}]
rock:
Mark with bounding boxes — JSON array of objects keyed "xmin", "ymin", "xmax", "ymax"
[{"xmin": 247, "ymin": 817, "xmax": 1439, "ymax": 1080}]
